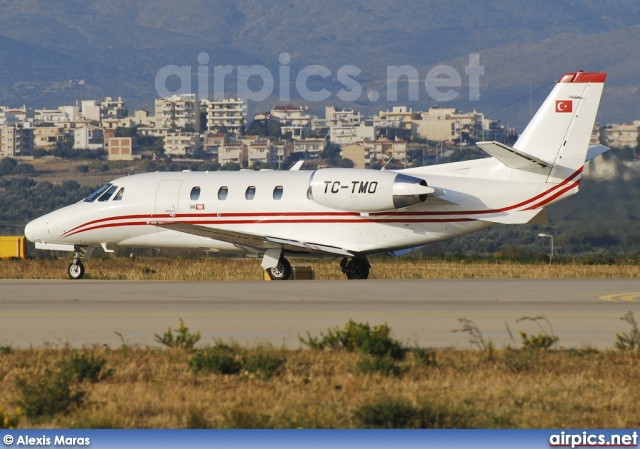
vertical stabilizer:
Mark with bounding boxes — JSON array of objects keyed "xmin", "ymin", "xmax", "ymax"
[{"xmin": 512, "ymin": 71, "xmax": 606, "ymax": 182}]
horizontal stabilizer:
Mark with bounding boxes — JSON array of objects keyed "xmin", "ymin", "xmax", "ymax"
[
  {"xmin": 586, "ymin": 144, "xmax": 610, "ymax": 162},
  {"xmin": 480, "ymin": 209, "xmax": 548, "ymax": 225},
  {"xmin": 476, "ymin": 141, "xmax": 551, "ymax": 169}
]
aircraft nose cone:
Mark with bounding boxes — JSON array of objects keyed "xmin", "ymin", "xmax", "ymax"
[{"xmin": 24, "ymin": 217, "xmax": 47, "ymax": 242}]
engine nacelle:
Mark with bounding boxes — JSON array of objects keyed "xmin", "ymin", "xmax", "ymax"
[{"xmin": 309, "ymin": 168, "xmax": 435, "ymax": 212}]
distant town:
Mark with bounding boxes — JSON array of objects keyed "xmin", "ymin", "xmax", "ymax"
[{"xmin": 0, "ymin": 94, "xmax": 636, "ymax": 169}]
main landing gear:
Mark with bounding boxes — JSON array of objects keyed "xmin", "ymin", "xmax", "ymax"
[
  {"xmin": 340, "ymin": 256, "xmax": 370, "ymax": 280},
  {"xmin": 266, "ymin": 257, "xmax": 292, "ymax": 280},
  {"xmin": 68, "ymin": 245, "xmax": 92, "ymax": 280}
]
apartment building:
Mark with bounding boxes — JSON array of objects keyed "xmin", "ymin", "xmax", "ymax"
[
  {"xmin": 33, "ymin": 126, "xmax": 67, "ymax": 150},
  {"xmin": 371, "ymin": 138, "xmax": 408, "ymax": 163},
  {"xmin": 154, "ymin": 94, "xmax": 200, "ymax": 132},
  {"xmin": 34, "ymin": 106, "xmax": 80, "ymax": 125},
  {"xmin": 599, "ymin": 122, "xmax": 640, "ymax": 148},
  {"xmin": 247, "ymin": 142, "xmax": 274, "ymax": 166},
  {"xmin": 0, "ymin": 123, "xmax": 34, "ymax": 157},
  {"xmin": 413, "ymin": 107, "xmax": 484, "ymax": 143},
  {"xmin": 271, "ymin": 105, "xmax": 312, "ymax": 140},
  {"xmin": 204, "ymin": 98, "xmax": 247, "ymax": 134},
  {"xmin": 329, "ymin": 122, "xmax": 376, "ymax": 145},
  {"xmin": 164, "ymin": 132, "xmax": 201, "ymax": 156},
  {"xmin": 73, "ymin": 125, "xmax": 105, "ymax": 150},
  {"xmin": 292, "ymin": 139, "xmax": 327, "ymax": 159},
  {"xmin": 0, "ymin": 106, "xmax": 28, "ymax": 125},
  {"xmin": 101, "ymin": 96, "xmax": 128, "ymax": 119},
  {"xmin": 218, "ymin": 143, "xmax": 247, "ymax": 167},
  {"xmin": 203, "ymin": 132, "xmax": 230, "ymax": 158},
  {"xmin": 340, "ymin": 143, "xmax": 368, "ymax": 169},
  {"xmin": 377, "ymin": 106, "xmax": 421, "ymax": 130}
]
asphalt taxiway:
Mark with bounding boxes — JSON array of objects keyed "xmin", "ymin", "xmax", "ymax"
[{"xmin": 1, "ymin": 279, "xmax": 639, "ymax": 349}]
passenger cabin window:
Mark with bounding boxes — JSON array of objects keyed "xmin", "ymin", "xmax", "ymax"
[
  {"xmin": 98, "ymin": 185, "xmax": 118, "ymax": 202},
  {"xmin": 273, "ymin": 186, "xmax": 283, "ymax": 200},
  {"xmin": 307, "ymin": 187, "xmax": 312, "ymax": 200},
  {"xmin": 245, "ymin": 186, "xmax": 256, "ymax": 200},
  {"xmin": 218, "ymin": 186, "xmax": 228, "ymax": 200},
  {"xmin": 113, "ymin": 187, "xmax": 125, "ymax": 201},
  {"xmin": 84, "ymin": 183, "xmax": 112, "ymax": 203},
  {"xmin": 190, "ymin": 186, "xmax": 201, "ymax": 201}
]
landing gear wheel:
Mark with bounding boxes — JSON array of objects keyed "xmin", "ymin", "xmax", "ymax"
[
  {"xmin": 267, "ymin": 257, "xmax": 291, "ymax": 280},
  {"xmin": 341, "ymin": 257, "xmax": 370, "ymax": 280},
  {"xmin": 68, "ymin": 260, "xmax": 85, "ymax": 280}
]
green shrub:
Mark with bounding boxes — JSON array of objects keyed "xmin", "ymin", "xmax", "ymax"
[
  {"xmin": 354, "ymin": 398, "xmax": 477, "ymax": 429},
  {"xmin": 0, "ymin": 346, "xmax": 13, "ymax": 355},
  {"xmin": 520, "ymin": 331, "xmax": 558, "ymax": 351},
  {"xmin": 243, "ymin": 348, "xmax": 286, "ymax": 380},
  {"xmin": 223, "ymin": 409, "xmax": 272, "ymax": 429},
  {"xmin": 60, "ymin": 353, "xmax": 113, "ymax": 383},
  {"xmin": 300, "ymin": 320, "xmax": 406, "ymax": 360},
  {"xmin": 189, "ymin": 345, "xmax": 241, "ymax": 375},
  {"xmin": 13, "ymin": 370, "xmax": 84, "ymax": 418},
  {"xmin": 500, "ymin": 347, "xmax": 537, "ymax": 373},
  {"xmin": 155, "ymin": 319, "xmax": 201, "ymax": 350},
  {"xmin": 615, "ymin": 311, "xmax": 640, "ymax": 351},
  {"xmin": 412, "ymin": 348, "xmax": 437, "ymax": 367},
  {"xmin": 356, "ymin": 356, "xmax": 403, "ymax": 377}
]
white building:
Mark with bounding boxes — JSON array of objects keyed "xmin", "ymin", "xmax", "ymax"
[
  {"xmin": 204, "ymin": 98, "xmax": 247, "ymax": 134},
  {"xmin": 73, "ymin": 125, "xmax": 104, "ymax": 150},
  {"xmin": 271, "ymin": 105, "xmax": 312, "ymax": 140},
  {"xmin": 292, "ymin": 139, "xmax": 327, "ymax": 159},
  {"xmin": 34, "ymin": 106, "xmax": 80, "ymax": 125},
  {"xmin": 330, "ymin": 122, "xmax": 377, "ymax": 145},
  {"xmin": 155, "ymin": 94, "xmax": 200, "ymax": 132},
  {"xmin": 101, "ymin": 96, "xmax": 128, "ymax": 120},
  {"xmin": 599, "ymin": 122, "xmax": 640, "ymax": 148},
  {"xmin": 164, "ymin": 132, "xmax": 201, "ymax": 156}
]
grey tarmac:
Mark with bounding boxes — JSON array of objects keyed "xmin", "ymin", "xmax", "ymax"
[{"xmin": 1, "ymin": 278, "xmax": 639, "ymax": 349}]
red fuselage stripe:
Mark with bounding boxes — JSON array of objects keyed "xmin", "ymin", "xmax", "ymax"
[{"xmin": 60, "ymin": 167, "xmax": 583, "ymax": 239}]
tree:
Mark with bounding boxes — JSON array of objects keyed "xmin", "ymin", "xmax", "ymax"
[{"xmin": 77, "ymin": 165, "xmax": 89, "ymax": 176}]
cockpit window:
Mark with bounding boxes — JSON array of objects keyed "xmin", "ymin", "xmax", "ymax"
[
  {"xmin": 84, "ymin": 183, "xmax": 112, "ymax": 203},
  {"xmin": 190, "ymin": 186, "xmax": 201, "ymax": 201},
  {"xmin": 113, "ymin": 187, "xmax": 124, "ymax": 201},
  {"xmin": 98, "ymin": 184, "xmax": 119, "ymax": 202}
]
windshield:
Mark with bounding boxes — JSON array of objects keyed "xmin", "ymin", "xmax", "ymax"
[{"xmin": 84, "ymin": 183, "xmax": 112, "ymax": 203}]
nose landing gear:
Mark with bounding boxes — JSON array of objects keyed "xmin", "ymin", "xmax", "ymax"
[{"xmin": 68, "ymin": 245, "xmax": 93, "ymax": 280}]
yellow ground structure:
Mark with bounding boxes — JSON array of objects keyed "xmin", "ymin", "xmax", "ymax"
[{"xmin": 0, "ymin": 236, "xmax": 26, "ymax": 259}]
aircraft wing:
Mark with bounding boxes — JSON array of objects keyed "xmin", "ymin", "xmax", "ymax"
[{"xmin": 150, "ymin": 222, "xmax": 354, "ymax": 257}]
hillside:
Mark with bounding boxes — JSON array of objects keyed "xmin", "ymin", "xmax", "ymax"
[{"xmin": 0, "ymin": 1, "xmax": 639, "ymax": 128}]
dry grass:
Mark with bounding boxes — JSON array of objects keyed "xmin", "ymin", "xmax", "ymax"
[
  {"xmin": 1, "ymin": 345, "xmax": 639, "ymax": 429},
  {"xmin": 0, "ymin": 257, "xmax": 638, "ymax": 281}
]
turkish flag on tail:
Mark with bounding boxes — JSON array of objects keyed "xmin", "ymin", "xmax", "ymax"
[{"xmin": 555, "ymin": 100, "xmax": 572, "ymax": 113}]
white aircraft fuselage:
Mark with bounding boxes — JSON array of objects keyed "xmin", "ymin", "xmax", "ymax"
[{"xmin": 24, "ymin": 71, "xmax": 607, "ymax": 280}]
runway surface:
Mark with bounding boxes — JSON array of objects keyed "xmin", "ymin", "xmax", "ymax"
[{"xmin": 1, "ymin": 279, "xmax": 639, "ymax": 349}]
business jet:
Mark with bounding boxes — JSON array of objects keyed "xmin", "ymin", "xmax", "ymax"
[{"xmin": 25, "ymin": 71, "xmax": 607, "ymax": 280}]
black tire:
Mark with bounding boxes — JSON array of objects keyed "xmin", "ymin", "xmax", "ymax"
[
  {"xmin": 267, "ymin": 257, "xmax": 291, "ymax": 280},
  {"xmin": 68, "ymin": 261, "xmax": 85, "ymax": 280},
  {"xmin": 345, "ymin": 258, "xmax": 369, "ymax": 280}
]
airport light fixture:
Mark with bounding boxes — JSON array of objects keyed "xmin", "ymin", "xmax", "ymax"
[{"xmin": 537, "ymin": 233, "xmax": 554, "ymax": 261}]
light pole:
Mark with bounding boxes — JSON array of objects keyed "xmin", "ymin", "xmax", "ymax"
[{"xmin": 537, "ymin": 233, "xmax": 554, "ymax": 262}]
